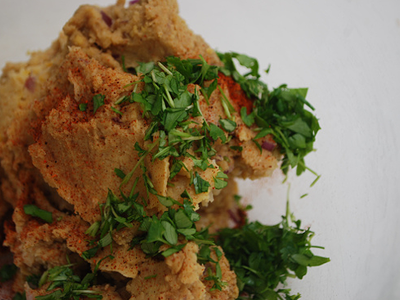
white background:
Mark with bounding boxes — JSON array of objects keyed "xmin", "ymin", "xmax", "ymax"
[{"xmin": 1, "ymin": 0, "xmax": 400, "ymax": 299}]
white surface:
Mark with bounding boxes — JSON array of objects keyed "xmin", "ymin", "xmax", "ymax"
[{"xmin": 1, "ymin": 0, "xmax": 400, "ymax": 299}]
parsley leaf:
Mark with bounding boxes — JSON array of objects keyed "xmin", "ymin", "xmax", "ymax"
[
  {"xmin": 34, "ymin": 262, "xmax": 104, "ymax": 300},
  {"xmin": 230, "ymin": 146, "xmax": 243, "ymax": 152},
  {"xmin": 216, "ymin": 198, "xmax": 329, "ymax": 299},
  {"xmin": 209, "ymin": 123, "xmax": 226, "ymax": 143},
  {"xmin": 114, "ymin": 168, "xmax": 126, "ymax": 179},
  {"xmin": 135, "ymin": 61, "xmax": 155, "ymax": 75},
  {"xmin": 161, "ymin": 244, "xmax": 186, "ymax": 257},
  {"xmin": 192, "ymin": 172, "xmax": 210, "ymax": 194},
  {"xmin": 213, "ymin": 171, "xmax": 228, "ymax": 190},
  {"xmin": 218, "ymin": 52, "xmax": 320, "ymax": 178},
  {"xmin": 79, "ymin": 103, "xmax": 87, "ymax": 112},
  {"xmin": 219, "ymin": 119, "xmax": 236, "ymax": 132},
  {"xmin": 92, "ymin": 94, "xmax": 105, "ymax": 114},
  {"xmin": 23, "ymin": 204, "xmax": 53, "ymax": 223},
  {"xmin": 240, "ymin": 107, "xmax": 255, "ymax": 127}
]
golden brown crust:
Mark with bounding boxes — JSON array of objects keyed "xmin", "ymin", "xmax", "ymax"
[{"xmin": 63, "ymin": 0, "xmax": 221, "ymax": 68}]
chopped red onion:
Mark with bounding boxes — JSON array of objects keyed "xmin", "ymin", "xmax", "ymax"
[
  {"xmin": 228, "ymin": 209, "xmax": 240, "ymax": 225},
  {"xmin": 101, "ymin": 11, "xmax": 113, "ymax": 27},
  {"xmin": 223, "ymin": 163, "xmax": 234, "ymax": 174},
  {"xmin": 214, "ymin": 155, "xmax": 223, "ymax": 162},
  {"xmin": 112, "ymin": 117, "xmax": 122, "ymax": 123},
  {"xmin": 24, "ymin": 76, "xmax": 36, "ymax": 92},
  {"xmin": 129, "ymin": 0, "xmax": 140, "ymax": 5},
  {"xmin": 261, "ymin": 140, "xmax": 276, "ymax": 151}
]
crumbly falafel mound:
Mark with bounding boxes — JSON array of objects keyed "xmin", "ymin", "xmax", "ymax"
[{"xmin": 0, "ymin": 0, "xmax": 281, "ymax": 299}]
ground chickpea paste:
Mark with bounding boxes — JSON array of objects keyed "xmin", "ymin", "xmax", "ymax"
[{"xmin": 0, "ymin": 1, "xmax": 328, "ymax": 299}]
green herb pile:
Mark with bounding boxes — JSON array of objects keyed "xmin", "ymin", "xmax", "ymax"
[
  {"xmin": 33, "ymin": 263, "xmax": 102, "ymax": 300},
  {"xmin": 20, "ymin": 52, "xmax": 326, "ymax": 300},
  {"xmin": 82, "ymin": 173, "xmax": 226, "ymax": 290},
  {"xmin": 218, "ymin": 52, "xmax": 320, "ymax": 181},
  {"xmin": 216, "ymin": 199, "xmax": 330, "ymax": 300},
  {"xmin": 115, "ymin": 56, "xmax": 224, "ymax": 165}
]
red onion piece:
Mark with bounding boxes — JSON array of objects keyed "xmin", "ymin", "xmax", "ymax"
[
  {"xmin": 24, "ymin": 76, "xmax": 36, "ymax": 92},
  {"xmin": 214, "ymin": 155, "xmax": 223, "ymax": 162},
  {"xmin": 228, "ymin": 209, "xmax": 240, "ymax": 225},
  {"xmin": 129, "ymin": 0, "xmax": 140, "ymax": 5},
  {"xmin": 261, "ymin": 140, "xmax": 276, "ymax": 151},
  {"xmin": 101, "ymin": 11, "xmax": 113, "ymax": 27},
  {"xmin": 223, "ymin": 162, "xmax": 234, "ymax": 175}
]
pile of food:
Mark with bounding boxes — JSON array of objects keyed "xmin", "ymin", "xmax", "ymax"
[{"xmin": 0, "ymin": 0, "xmax": 328, "ymax": 299}]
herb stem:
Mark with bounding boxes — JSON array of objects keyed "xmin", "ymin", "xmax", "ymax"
[
  {"xmin": 158, "ymin": 62, "xmax": 173, "ymax": 75},
  {"xmin": 129, "ymin": 177, "xmax": 140, "ymax": 198},
  {"xmin": 123, "ymin": 80, "xmax": 141, "ymax": 89},
  {"xmin": 121, "ymin": 141, "xmax": 159, "ymax": 187},
  {"xmin": 285, "ymin": 184, "xmax": 291, "ymax": 229},
  {"xmin": 275, "ymin": 127, "xmax": 290, "ymax": 149},
  {"xmin": 163, "ymin": 84, "xmax": 175, "ymax": 108},
  {"xmin": 218, "ymin": 85, "xmax": 236, "ymax": 121},
  {"xmin": 298, "ymin": 161, "xmax": 321, "ymax": 187}
]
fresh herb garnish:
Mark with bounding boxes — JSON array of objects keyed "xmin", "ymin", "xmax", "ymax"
[
  {"xmin": 114, "ymin": 168, "xmax": 126, "ymax": 179},
  {"xmin": 34, "ymin": 259, "xmax": 106, "ymax": 300},
  {"xmin": 78, "ymin": 103, "xmax": 87, "ymax": 112},
  {"xmin": 27, "ymin": 274, "xmax": 41, "ymax": 289},
  {"xmin": 84, "ymin": 155, "xmax": 225, "ymax": 290},
  {"xmin": 92, "ymin": 94, "xmax": 105, "ymax": 114},
  {"xmin": 23, "ymin": 204, "xmax": 53, "ymax": 223},
  {"xmin": 82, "ymin": 183, "xmax": 144, "ymax": 259},
  {"xmin": 230, "ymin": 145, "xmax": 243, "ymax": 152},
  {"xmin": 80, "ymin": 53, "xmax": 324, "ymax": 296},
  {"xmin": 218, "ymin": 85, "xmax": 236, "ymax": 121},
  {"xmin": 218, "ymin": 52, "xmax": 320, "ymax": 179},
  {"xmin": 219, "ymin": 119, "xmax": 236, "ymax": 132},
  {"xmin": 216, "ymin": 196, "xmax": 329, "ymax": 299},
  {"xmin": 213, "ymin": 171, "xmax": 228, "ymax": 190},
  {"xmin": 192, "ymin": 172, "xmax": 211, "ymax": 194},
  {"xmin": 197, "ymin": 245, "xmax": 228, "ymax": 291},
  {"xmin": 111, "ymin": 106, "xmax": 123, "ymax": 115},
  {"xmin": 116, "ymin": 56, "xmax": 225, "ymax": 174}
]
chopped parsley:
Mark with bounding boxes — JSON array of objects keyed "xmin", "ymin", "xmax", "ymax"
[
  {"xmin": 34, "ymin": 260, "xmax": 105, "ymax": 300},
  {"xmin": 219, "ymin": 119, "xmax": 236, "ymax": 132},
  {"xmin": 93, "ymin": 94, "xmax": 105, "ymax": 114},
  {"xmin": 192, "ymin": 172, "xmax": 211, "ymax": 194},
  {"xmin": 216, "ymin": 197, "xmax": 330, "ymax": 299},
  {"xmin": 218, "ymin": 52, "xmax": 320, "ymax": 179},
  {"xmin": 23, "ymin": 204, "xmax": 53, "ymax": 223},
  {"xmin": 78, "ymin": 53, "xmax": 325, "ymax": 297},
  {"xmin": 78, "ymin": 103, "xmax": 87, "ymax": 112},
  {"xmin": 213, "ymin": 171, "xmax": 228, "ymax": 190}
]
